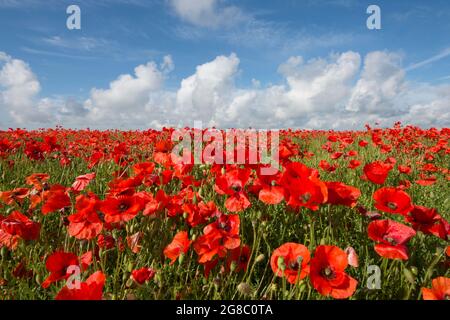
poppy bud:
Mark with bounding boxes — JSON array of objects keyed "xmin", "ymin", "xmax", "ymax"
[
  {"xmin": 1, "ymin": 247, "xmax": 7, "ymax": 259},
  {"xmin": 277, "ymin": 257, "xmax": 286, "ymax": 271},
  {"xmin": 155, "ymin": 273, "xmax": 163, "ymax": 288},
  {"xmin": 255, "ymin": 254, "xmax": 265, "ymax": 263},
  {"xmin": 127, "ymin": 261, "xmax": 134, "ymax": 273},
  {"xmin": 35, "ymin": 273, "xmax": 41, "ymax": 286},
  {"xmin": 410, "ymin": 266, "xmax": 418, "ymax": 276},
  {"xmin": 126, "ymin": 277, "xmax": 135, "ymax": 288},
  {"xmin": 230, "ymin": 261, "xmax": 237, "ymax": 272},
  {"xmin": 183, "ymin": 212, "xmax": 188, "ymax": 219},
  {"xmin": 178, "ymin": 253, "xmax": 185, "ymax": 265},
  {"xmin": 403, "ymin": 268, "xmax": 415, "ymax": 285}
]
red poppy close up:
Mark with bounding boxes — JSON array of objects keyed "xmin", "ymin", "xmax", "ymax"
[
  {"xmin": 163, "ymin": 231, "xmax": 192, "ymax": 265},
  {"xmin": 368, "ymin": 219, "xmax": 416, "ymax": 260},
  {"xmin": 373, "ymin": 187, "xmax": 414, "ymax": 216},
  {"xmin": 270, "ymin": 242, "xmax": 310, "ymax": 284},
  {"xmin": 310, "ymin": 245, "xmax": 358, "ymax": 299},
  {"xmin": 421, "ymin": 277, "xmax": 450, "ymax": 300}
]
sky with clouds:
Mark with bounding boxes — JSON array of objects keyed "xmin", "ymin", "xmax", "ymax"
[{"xmin": 0, "ymin": 0, "xmax": 449, "ymax": 130}]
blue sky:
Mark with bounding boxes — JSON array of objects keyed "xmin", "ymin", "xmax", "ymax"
[{"xmin": 0, "ymin": 0, "xmax": 449, "ymax": 129}]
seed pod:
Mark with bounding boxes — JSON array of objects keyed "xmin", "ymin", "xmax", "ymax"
[
  {"xmin": 403, "ymin": 268, "xmax": 415, "ymax": 285},
  {"xmin": 237, "ymin": 282, "xmax": 253, "ymax": 296},
  {"xmin": 410, "ymin": 266, "xmax": 418, "ymax": 276}
]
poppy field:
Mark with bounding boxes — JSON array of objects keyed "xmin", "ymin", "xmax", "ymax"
[{"xmin": 0, "ymin": 124, "xmax": 449, "ymax": 300}]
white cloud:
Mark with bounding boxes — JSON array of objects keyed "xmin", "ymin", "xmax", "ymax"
[
  {"xmin": 0, "ymin": 52, "xmax": 46, "ymax": 124},
  {"xmin": 347, "ymin": 51, "xmax": 407, "ymax": 115},
  {"xmin": 84, "ymin": 57, "xmax": 170, "ymax": 126},
  {"xmin": 169, "ymin": 0, "xmax": 245, "ymax": 28},
  {"xmin": 1, "ymin": 50, "xmax": 450, "ymax": 130},
  {"xmin": 174, "ymin": 53, "xmax": 239, "ymax": 125},
  {"xmin": 42, "ymin": 36, "xmax": 111, "ymax": 52}
]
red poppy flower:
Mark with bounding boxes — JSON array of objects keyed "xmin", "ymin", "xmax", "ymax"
[
  {"xmin": 71, "ymin": 173, "xmax": 96, "ymax": 192},
  {"xmin": 42, "ymin": 185, "xmax": 71, "ymax": 215},
  {"xmin": 194, "ymin": 231, "xmax": 226, "ymax": 263},
  {"xmin": 12, "ymin": 261, "xmax": 33, "ymax": 279},
  {"xmin": 348, "ymin": 160, "xmax": 361, "ymax": 169},
  {"xmin": 281, "ymin": 162, "xmax": 317, "ymax": 185},
  {"xmin": 163, "ymin": 231, "xmax": 191, "ymax": 265},
  {"xmin": 42, "ymin": 251, "xmax": 79, "ymax": 288},
  {"xmin": 0, "ymin": 211, "xmax": 40, "ymax": 241},
  {"xmin": 131, "ymin": 267, "xmax": 156, "ymax": 285},
  {"xmin": 56, "ymin": 271, "xmax": 106, "ymax": 300},
  {"xmin": 285, "ymin": 176, "xmax": 328, "ymax": 211},
  {"xmin": 398, "ymin": 165, "xmax": 412, "ymax": 174},
  {"xmin": 331, "ymin": 152, "xmax": 343, "ymax": 160},
  {"xmin": 325, "ymin": 182, "xmax": 361, "ymax": 208},
  {"xmin": 310, "ymin": 245, "xmax": 358, "ymax": 299},
  {"xmin": 250, "ymin": 169, "xmax": 285, "ymax": 205},
  {"xmin": 97, "ymin": 234, "xmax": 115, "ymax": 249},
  {"xmin": 25, "ymin": 173, "xmax": 50, "ymax": 191},
  {"xmin": 100, "ymin": 195, "xmax": 144, "ymax": 223},
  {"xmin": 194, "ymin": 215, "xmax": 241, "ymax": 263},
  {"xmin": 319, "ymin": 160, "xmax": 337, "ymax": 173},
  {"xmin": 406, "ymin": 206, "xmax": 449, "ymax": 240},
  {"xmin": 0, "ymin": 188, "xmax": 29, "ymax": 205},
  {"xmin": 416, "ymin": 175, "xmax": 437, "ymax": 186},
  {"xmin": 373, "ymin": 187, "xmax": 413, "ymax": 216},
  {"xmin": 421, "ymin": 277, "xmax": 450, "ymax": 300},
  {"xmin": 226, "ymin": 245, "xmax": 251, "ymax": 272},
  {"xmin": 363, "ymin": 161, "xmax": 393, "ymax": 184},
  {"xmin": 270, "ymin": 243, "xmax": 310, "ymax": 284},
  {"xmin": 368, "ymin": 219, "xmax": 416, "ymax": 260},
  {"xmin": 132, "ymin": 162, "xmax": 155, "ymax": 176},
  {"xmin": 68, "ymin": 195, "xmax": 103, "ymax": 240},
  {"xmin": 359, "ymin": 140, "xmax": 368, "ymax": 147},
  {"xmin": 215, "ymin": 168, "xmax": 252, "ymax": 212}
]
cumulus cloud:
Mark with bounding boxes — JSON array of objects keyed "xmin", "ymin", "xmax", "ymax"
[
  {"xmin": 347, "ymin": 51, "xmax": 407, "ymax": 115},
  {"xmin": 0, "ymin": 52, "xmax": 47, "ymax": 124},
  {"xmin": 85, "ymin": 59, "xmax": 168, "ymax": 126},
  {"xmin": 0, "ymin": 50, "xmax": 449, "ymax": 130}
]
